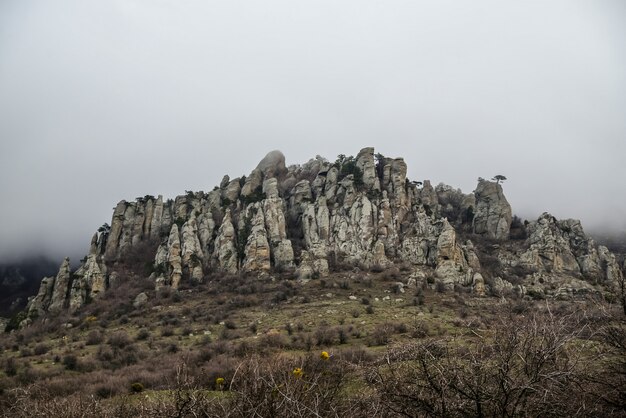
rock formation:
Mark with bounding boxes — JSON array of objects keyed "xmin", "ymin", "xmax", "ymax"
[
  {"xmin": 473, "ymin": 179, "xmax": 512, "ymax": 239},
  {"xmin": 21, "ymin": 147, "xmax": 624, "ymax": 323}
]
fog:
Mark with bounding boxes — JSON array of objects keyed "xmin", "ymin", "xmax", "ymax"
[{"xmin": 1, "ymin": 0, "xmax": 625, "ymax": 263}]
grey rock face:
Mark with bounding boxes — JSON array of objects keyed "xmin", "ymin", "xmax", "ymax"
[
  {"xmin": 166, "ymin": 224, "xmax": 183, "ymax": 289},
  {"xmin": 181, "ymin": 218, "xmax": 204, "ymax": 283},
  {"xmin": 473, "ymin": 179, "xmax": 512, "ymax": 240},
  {"xmin": 27, "ymin": 276, "xmax": 55, "ymax": 319},
  {"xmin": 356, "ymin": 147, "xmax": 380, "ymax": 192},
  {"xmin": 47, "ymin": 258, "xmax": 72, "ymax": 314},
  {"xmin": 213, "ymin": 210, "xmax": 238, "ymax": 274},
  {"xmin": 242, "ymin": 204, "xmax": 271, "ymax": 273},
  {"xmin": 69, "ymin": 254, "xmax": 106, "ymax": 311}
]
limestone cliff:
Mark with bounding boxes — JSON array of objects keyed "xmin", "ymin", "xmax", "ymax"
[{"xmin": 22, "ymin": 148, "xmax": 624, "ymax": 322}]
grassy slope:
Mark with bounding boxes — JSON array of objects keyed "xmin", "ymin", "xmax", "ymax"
[{"xmin": 0, "ymin": 267, "xmax": 624, "ymax": 416}]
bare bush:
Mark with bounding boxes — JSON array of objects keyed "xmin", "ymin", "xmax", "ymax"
[{"xmin": 372, "ymin": 309, "xmax": 607, "ymax": 417}]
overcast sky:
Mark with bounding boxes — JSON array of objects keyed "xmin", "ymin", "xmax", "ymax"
[{"xmin": 0, "ymin": 0, "xmax": 625, "ymax": 262}]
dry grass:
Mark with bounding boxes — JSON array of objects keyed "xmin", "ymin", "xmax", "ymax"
[{"xmin": 1, "ymin": 269, "xmax": 625, "ymax": 417}]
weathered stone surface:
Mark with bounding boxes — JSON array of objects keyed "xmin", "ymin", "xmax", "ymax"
[
  {"xmin": 27, "ymin": 276, "xmax": 55, "ymax": 319},
  {"xmin": 599, "ymin": 245, "xmax": 624, "ymax": 284},
  {"xmin": 554, "ymin": 279, "xmax": 596, "ymax": 299},
  {"xmin": 473, "ymin": 179, "xmax": 512, "ymax": 239},
  {"xmin": 473, "ymin": 273, "xmax": 486, "ymax": 296},
  {"xmin": 242, "ymin": 205, "xmax": 271, "ymax": 273},
  {"xmin": 213, "ymin": 210, "xmax": 238, "ymax": 273},
  {"xmin": 241, "ymin": 168, "xmax": 263, "ymax": 197},
  {"xmin": 197, "ymin": 213, "xmax": 215, "ymax": 264},
  {"xmin": 521, "ymin": 213, "xmax": 587, "ymax": 275},
  {"xmin": 181, "ymin": 218, "xmax": 204, "ymax": 283},
  {"xmin": 490, "ymin": 276, "xmax": 513, "ymax": 296},
  {"xmin": 104, "ymin": 201, "xmax": 127, "ymax": 261},
  {"xmin": 223, "ymin": 179, "xmax": 241, "ymax": 203},
  {"xmin": 273, "ymin": 240, "xmax": 295, "ymax": 270},
  {"xmin": 356, "ymin": 147, "xmax": 380, "ymax": 192},
  {"xmin": 167, "ymin": 224, "xmax": 183, "ymax": 289},
  {"xmin": 69, "ymin": 254, "xmax": 106, "ymax": 311},
  {"xmin": 150, "ymin": 196, "xmax": 164, "ymax": 239},
  {"xmin": 291, "ymin": 180, "xmax": 313, "ymax": 206},
  {"xmin": 47, "ymin": 258, "xmax": 72, "ymax": 314},
  {"xmin": 419, "ymin": 180, "xmax": 438, "ymax": 214}
]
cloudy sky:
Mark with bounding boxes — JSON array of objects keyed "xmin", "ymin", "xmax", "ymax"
[{"xmin": 0, "ymin": 0, "xmax": 625, "ymax": 262}]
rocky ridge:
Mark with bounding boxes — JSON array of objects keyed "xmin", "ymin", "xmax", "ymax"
[{"xmin": 21, "ymin": 148, "xmax": 624, "ymax": 325}]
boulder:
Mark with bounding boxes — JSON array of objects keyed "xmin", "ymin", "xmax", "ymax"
[
  {"xmin": 133, "ymin": 292, "xmax": 148, "ymax": 308},
  {"xmin": 256, "ymin": 150, "xmax": 287, "ymax": 178}
]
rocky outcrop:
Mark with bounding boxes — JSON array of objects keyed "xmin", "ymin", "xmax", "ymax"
[
  {"xmin": 23, "ymin": 147, "xmax": 624, "ymax": 322},
  {"xmin": 520, "ymin": 213, "xmax": 605, "ymax": 278},
  {"xmin": 435, "ymin": 220, "xmax": 472, "ymax": 288},
  {"xmin": 473, "ymin": 179, "xmax": 512, "ymax": 239},
  {"xmin": 26, "ymin": 276, "xmax": 55, "ymax": 319}
]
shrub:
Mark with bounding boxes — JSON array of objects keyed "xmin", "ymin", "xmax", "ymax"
[
  {"xmin": 19, "ymin": 348, "xmax": 32, "ymax": 357},
  {"xmin": 161, "ymin": 327, "xmax": 175, "ymax": 337},
  {"xmin": 369, "ymin": 324, "xmax": 392, "ymax": 346},
  {"xmin": 130, "ymin": 382, "xmax": 144, "ymax": 393},
  {"xmin": 136, "ymin": 328, "xmax": 150, "ymax": 340},
  {"xmin": 86, "ymin": 330, "xmax": 104, "ymax": 345},
  {"xmin": 315, "ymin": 326, "xmax": 338, "ymax": 346},
  {"xmin": 62, "ymin": 355, "xmax": 78, "ymax": 370},
  {"xmin": 107, "ymin": 331, "xmax": 131, "ymax": 348},
  {"xmin": 3, "ymin": 357, "xmax": 17, "ymax": 376},
  {"xmin": 33, "ymin": 344, "xmax": 49, "ymax": 355}
]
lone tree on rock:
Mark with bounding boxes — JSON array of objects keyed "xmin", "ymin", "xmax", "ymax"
[{"xmin": 492, "ymin": 175, "xmax": 507, "ymax": 184}]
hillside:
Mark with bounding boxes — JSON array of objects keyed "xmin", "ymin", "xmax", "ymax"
[
  {"xmin": 1, "ymin": 148, "xmax": 625, "ymax": 417},
  {"xmin": 14, "ymin": 148, "xmax": 625, "ymax": 324}
]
